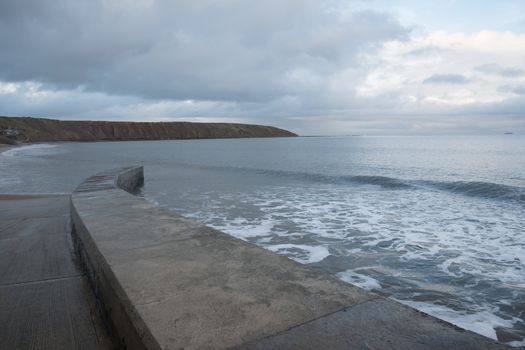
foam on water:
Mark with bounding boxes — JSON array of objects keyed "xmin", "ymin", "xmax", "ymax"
[
  {"xmin": 2, "ymin": 136, "xmax": 524, "ymax": 346},
  {"xmin": 212, "ymin": 217, "xmax": 276, "ymax": 239},
  {"xmin": 337, "ymin": 269, "xmax": 382, "ymax": 291},
  {"xmin": 398, "ymin": 300, "xmax": 521, "ymax": 341},
  {"xmin": 0, "ymin": 144, "xmax": 65, "ymax": 190},
  {"xmin": 1, "ymin": 143, "xmax": 60, "ymax": 157},
  {"xmin": 165, "ymin": 184, "xmax": 525, "ymax": 345},
  {"xmin": 266, "ymin": 244, "xmax": 330, "ymax": 264}
]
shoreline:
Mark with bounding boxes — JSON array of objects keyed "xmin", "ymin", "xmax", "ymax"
[
  {"xmin": 0, "ymin": 144, "xmax": 15, "ymax": 154},
  {"xmin": 2, "ymin": 138, "xmax": 523, "ymax": 347},
  {"xmin": 67, "ymin": 166, "xmax": 511, "ymax": 349},
  {"xmin": 0, "ymin": 116, "xmax": 298, "ymax": 142},
  {"xmin": 0, "ymin": 135, "xmax": 299, "ymax": 150}
]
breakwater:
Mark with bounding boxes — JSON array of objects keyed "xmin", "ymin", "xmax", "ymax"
[{"xmin": 70, "ymin": 166, "xmax": 511, "ymax": 349}]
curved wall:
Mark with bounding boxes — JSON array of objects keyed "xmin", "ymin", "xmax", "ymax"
[
  {"xmin": 70, "ymin": 166, "xmax": 510, "ymax": 350},
  {"xmin": 71, "ymin": 166, "xmax": 155, "ymax": 350}
]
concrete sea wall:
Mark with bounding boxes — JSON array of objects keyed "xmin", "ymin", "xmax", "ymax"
[{"xmin": 70, "ymin": 166, "xmax": 511, "ymax": 350}]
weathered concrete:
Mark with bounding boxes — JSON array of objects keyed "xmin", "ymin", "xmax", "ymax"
[
  {"xmin": 70, "ymin": 166, "xmax": 513, "ymax": 350},
  {"xmin": 235, "ymin": 298, "xmax": 510, "ymax": 350},
  {"xmin": 0, "ymin": 195, "xmax": 112, "ymax": 350}
]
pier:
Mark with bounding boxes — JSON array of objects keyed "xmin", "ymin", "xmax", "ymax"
[{"xmin": 0, "ymin": 166, "xmax": 513, "ymax": 349}]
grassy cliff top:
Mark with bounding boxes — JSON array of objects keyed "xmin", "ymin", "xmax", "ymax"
[{"xmin": 0, "ymin": 116, "xmax": 297, "ymax": 144}]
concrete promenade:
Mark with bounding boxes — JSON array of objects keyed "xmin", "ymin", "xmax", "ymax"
[
  {"xmin": 0, "ymin": 195, "xmax": 112, "ymax": 349},
  {"xmin": 70, "ymin": 166, "xmax": 513, "ymax": 350}
]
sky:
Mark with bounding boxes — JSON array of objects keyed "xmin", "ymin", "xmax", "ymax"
[{"xmin": 0, "ymin": 0, "xmax": 524, "ymax": 135}]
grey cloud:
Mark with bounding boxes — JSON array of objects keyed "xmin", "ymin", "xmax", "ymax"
[
  {"xmin": 0, "ymin": 0, "xmax": 407, "ymax": 105},
  {"xmin": 2, "ymin": 83, "xmax": 524, "ymax": 135},
  {"xmin": 460, "ymin": 97, "xmax": 525, "ymax": 130},
  {"xmin": 499, "ymin": 84, "xmax": 525, "ymax": 95},
  {"xmin": 404, "ymin": 46, "xmax": 446, "ymax": 57},
  {"xmin": 2, "ymin": 1, "xmax": 524, "ymax": 135},
  {"xmin": 423, "ymin": 74, "xmax": 469, "ymax": 84},
  {"xmin": 474, "ymin": 63, "xmax": 525, "ymax": 77},
  {"xmin": 0, "ymin": 84, "xmax": 137, "ymax": 119}
]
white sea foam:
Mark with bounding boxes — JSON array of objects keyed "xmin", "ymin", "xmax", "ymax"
[
  {"xmin": 266, "ymin": 244, "xmax": 330, "ymax": 264},
  {"xmin": 175, "ymin": 185, "xmax": 525, "ymax": 345},
  {"xmin": 508, "ymin": 340, "xmax": 525, "ymax": 347},
  {"xmin": 397, "ymin": 300, "xmax": 521, "ymax": 341},
  {"xmin": 1, "ymin": 143, "xmax": 59, "ymax": 157},
  {"xmin": 143, "ymin": 194, "xmax": 161, "ymax": 207},
  {"xmin": 337, "ymin": 269, "xmax": 382, "ymax": 291},
  {"xmin": 0, "ymin": 144, "xmax": 63, "ymax": 189},
  {"xmin": 3, "ymin": 136, "xmax": 523, "ymax": 345},
  {"xmin": 187, "ymin": 186, "xmax": 525, "ymax": 287},
  {"xmin": 211, "ymin": 217, "xmax": 275, "ymax": 239}
]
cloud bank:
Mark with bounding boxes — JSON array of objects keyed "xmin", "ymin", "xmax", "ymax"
[{"xmin": 0, "ymin": 0, "xmax": 524, "ymax": 134}]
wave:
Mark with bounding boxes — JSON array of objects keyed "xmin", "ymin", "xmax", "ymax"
[
  {"xmin": 253, "ymin": 169, "xmax": 525, "ymax": 201},
  {"xmin": 265, "ymin": 170, "xmax": 525, "ymax": 203},
  {"xmin": 176, "ymin": 162, "xmax": 413, "ymax": 189},
  {"xmin": 254, "ymin": 169, "xmax": 413, "ymax": 189},
  {"xmin": 350, "ymin": 175, "xmax": 412, "ymax": 189},
  {"xmin": 1, "ymin": 143, "xmax": 59, "ymax": 158},
  {"xmin": 257, "ymin": 168, "xmax": 525, "ymax": 202},
  {"xmin": 178, "ymin": 162, "xmax": 525, "ymax": 203},
  {"xmin": 420, "ymin": 180, "xmax": 525, "ymax": 203}
]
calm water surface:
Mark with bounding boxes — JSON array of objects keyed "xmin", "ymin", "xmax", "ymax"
[{"xmin": 1, "ymin": 135, "xmax": 524, "ymax": 346}]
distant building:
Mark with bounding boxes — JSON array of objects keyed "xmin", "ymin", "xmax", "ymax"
[{"xmin": 0, "ymin": 126, "xmax": 20, "ymax": 137}]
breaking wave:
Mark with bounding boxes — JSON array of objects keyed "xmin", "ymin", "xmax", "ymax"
[
  {"xmin": 194, "ymin": 164, "xmax": 525, "ymax": 203},
  {"xmin": 420, "ymin": 180, "xmax": 525, "ymax": 203},
  {"xmin": 261, "ymin": 169, "xmax": 525, "ymax": 203}
]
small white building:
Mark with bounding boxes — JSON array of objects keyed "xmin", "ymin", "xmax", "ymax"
[{"xmin": 1, "ymin": 126, "xmax": 20, "ymax": 137}]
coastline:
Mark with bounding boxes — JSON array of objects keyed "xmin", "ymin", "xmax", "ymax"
[
  {"xmin": 2, "ymin": 137, "xmax": 523, "ymax": 346},
  {"xmin": 0, "ymin": 144, "xmax": 15, "ymax": 154},
  {"xmin": 0, "ymin": 116, "xmax": 298, "ymax": 142},
  {"xmin": 67, "ymin": 166, "xmax": 512, "ymax": 349}
]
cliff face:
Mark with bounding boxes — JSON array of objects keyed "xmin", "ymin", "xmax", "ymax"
[{"xmin": 0, "ymin": 116, "xmax": 297, "ymax": 143}]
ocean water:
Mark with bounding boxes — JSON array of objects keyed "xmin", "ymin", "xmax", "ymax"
[{"xmin": 1, "ymin": 136, "xmax": 524, "ymax": 346}]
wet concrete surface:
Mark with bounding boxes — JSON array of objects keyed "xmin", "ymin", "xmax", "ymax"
[
  {"xmin": 70, "ymin": 167, "xmax": 513, "ymax": 350},
  {"xmin": 235, "ymin": 298, "xmax": 511, "ymax": 350},
  {"xmin": 0, "ymin": 195, "xmax": 113, "ymax": 350}
]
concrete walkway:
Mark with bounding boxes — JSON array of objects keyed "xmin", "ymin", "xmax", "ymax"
[
  {"xmin": 0, "ymin": 167, "xmax": 514, "ymax": 349},
  {"xmin": 70, "ymin": 167, "xmax": 513, "ymax": 350},
  {"xmin": 0, "ymin": 195, "xmax": 112, "ymax": 350}
]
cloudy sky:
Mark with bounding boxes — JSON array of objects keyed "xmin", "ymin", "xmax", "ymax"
[{"xmin": 1, "ymin": 0, "xmax": 524, "ymax": 135}]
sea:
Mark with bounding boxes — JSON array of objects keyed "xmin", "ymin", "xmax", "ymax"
[{"xmin": 1, "ymin": 135, "xmax": 524, "ymax": 346}]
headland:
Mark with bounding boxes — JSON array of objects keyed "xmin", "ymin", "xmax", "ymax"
[{"xmin": 0, "ymin": 116, "xmax": 296, "ymax": 144}]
